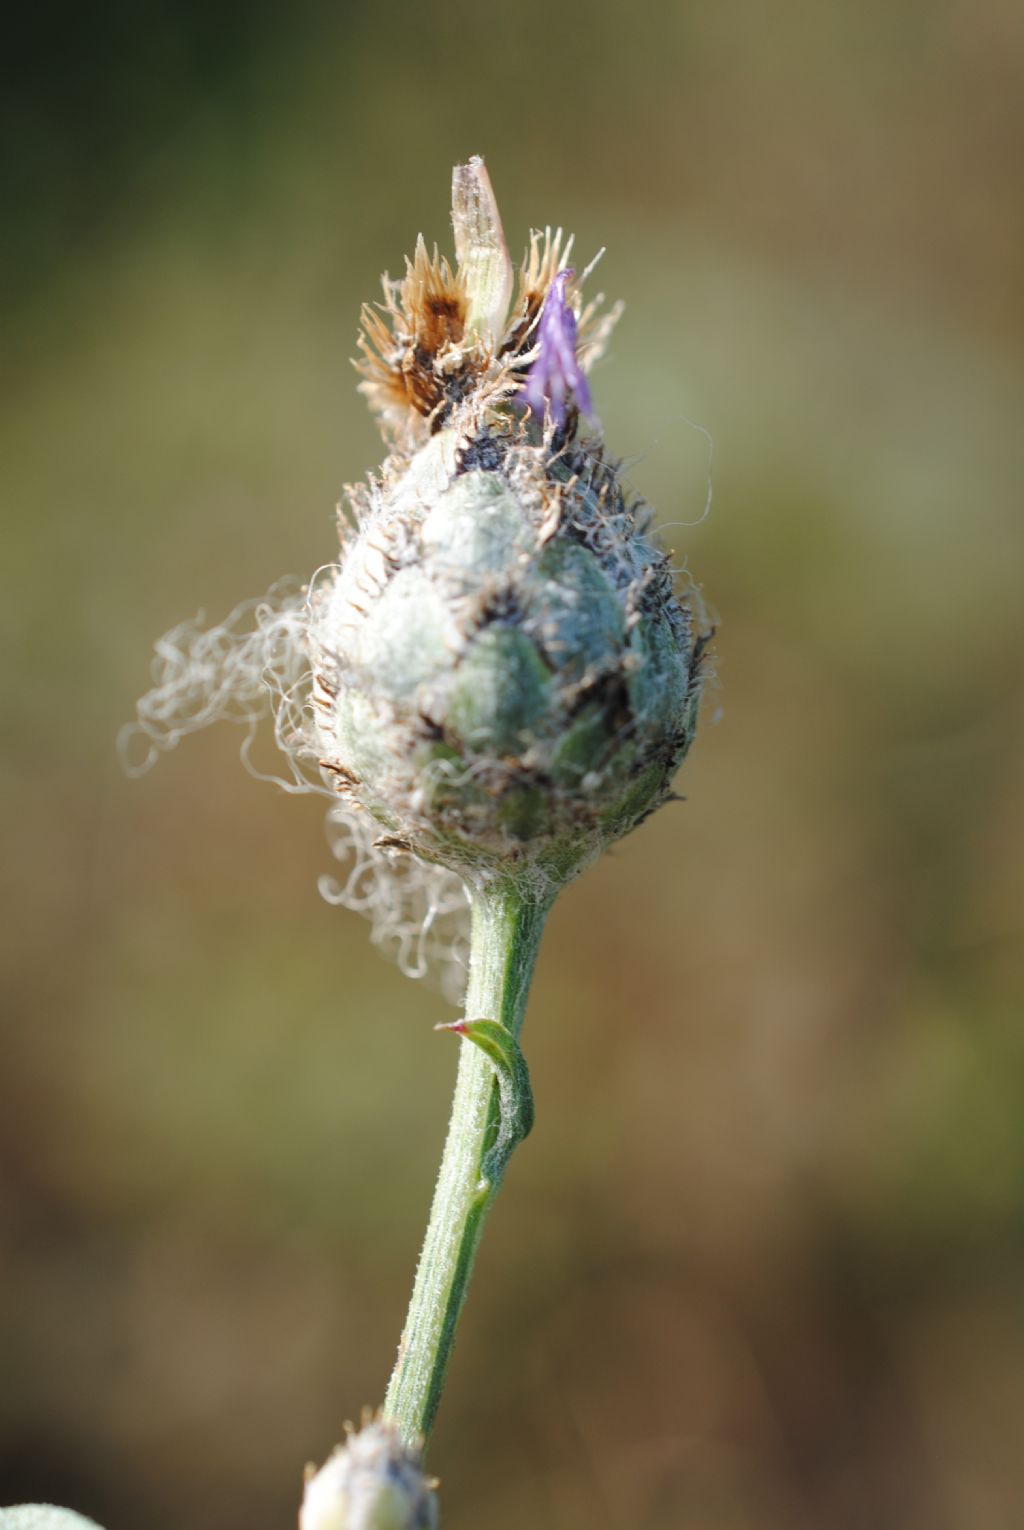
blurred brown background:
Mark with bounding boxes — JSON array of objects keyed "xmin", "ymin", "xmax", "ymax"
[{"xmin": 3, "ymin": 2, "xmax": 1023, "ymax": 1527}]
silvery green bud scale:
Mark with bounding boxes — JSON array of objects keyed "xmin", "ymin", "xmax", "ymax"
[{"xmin": 312, "ymin": 157, "xmax": 703, "ymax": 898}]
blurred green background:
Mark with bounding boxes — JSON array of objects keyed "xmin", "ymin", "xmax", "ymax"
[{"xmin": 3, "ymin": 2, "xmax": 1023, "ymax": 1527}]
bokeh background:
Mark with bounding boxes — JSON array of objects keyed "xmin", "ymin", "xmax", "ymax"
[{"xmin": 4, "ymin": 2, "xmax": 1024, "ymax": 1527}]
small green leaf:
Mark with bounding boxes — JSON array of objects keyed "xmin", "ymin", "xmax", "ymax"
[{"xmin": 437, "ymin": 1018, "xmax": 534, "ymax": 1188}]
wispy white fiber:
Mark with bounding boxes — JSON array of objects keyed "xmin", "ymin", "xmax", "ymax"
[{"xmin": 120, "ymin": 579, "xmax": 469, "ymax": 1001}]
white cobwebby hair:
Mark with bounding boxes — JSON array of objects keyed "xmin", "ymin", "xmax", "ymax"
[{"xmin": 120, "ymin": 578, "xmax": 469, "ymax": 1004}]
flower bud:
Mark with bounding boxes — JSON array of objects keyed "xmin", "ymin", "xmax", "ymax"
[
  {"xmin": 311, "ymin": 157, "xmax": 705, "ymax": 893},
  {"xmin": 126, "ymin": 157, "xmax": 708, "ymax": 983},
  {"xmin": 0, "ymin": 1510, "xmax": 103, "ymax": 1529},
  {"xmin": 300, "ymin": 1422, "xmax": 438, "ymax": 1530}
]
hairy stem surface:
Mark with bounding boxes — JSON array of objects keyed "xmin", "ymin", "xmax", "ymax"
[{"xmin": 382, "ymin": 880, "xmax": 551, "ymax": 1448}]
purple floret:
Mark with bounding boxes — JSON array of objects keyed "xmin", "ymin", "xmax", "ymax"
[{"xmin": 523, "ymin": 269, "xmax": 592, "ymax": 427}]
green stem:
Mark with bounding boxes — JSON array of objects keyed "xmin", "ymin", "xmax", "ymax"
[{"xmin": 382, "ymin": 879, "xmax": 551, "ymax": 1448}]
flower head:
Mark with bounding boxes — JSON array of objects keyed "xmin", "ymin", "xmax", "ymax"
[{"xmin": 124, "ymin": 158, "xmax": 709, "ymax": 993}]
